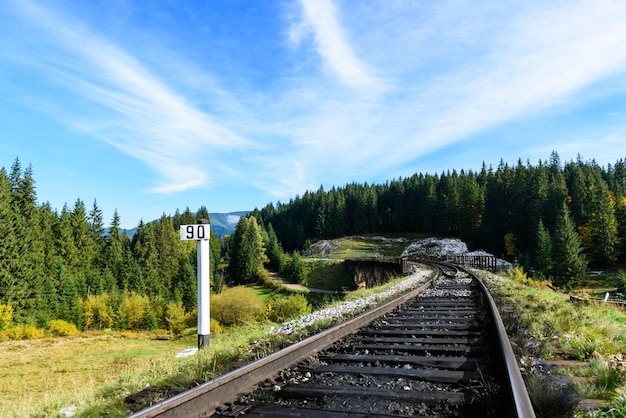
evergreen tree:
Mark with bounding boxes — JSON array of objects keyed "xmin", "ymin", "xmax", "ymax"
[
  {"xmin": 228, "ymin": 216, "xmax": 248, "ymax": 283},
  {"xmin": 534, "ymin": 219, "xmax": 553, "ymax": 278},
  {"xmin": 586, "ymin": 169, "xmax": 619, "ymax": 266},
  {"xmin": 228, "ymin": 216, "xmax": 266, "ymax": 283},
  {"xmin": 71, "ymin": 199, "xmax": 97, "ymax": 280},
  {"xmin": 88, "ymin": 199, "xmax": 106, "ymax": 258},
  {"xmin": 0, "ymin": 168, "xmax": 23, "ymax": 308},
  {"xmin": 196, "ymin": 206, "xmax": 210, "ymax": 222},
  {"xmin": 288, "ymin": 251, "xmax": 306, "ymax": 283},
  {"xmin": 178, "ymin": 257, "xmax": 197, "ymax": 311},
  {"xmin": 56, "ymin": 205, "xmax": 78, "ymax": 273},
  {"xmin": 552, "ymin": 202, "xmax": 587, "ymax": 286},
  {"xmin": 265, "ymin": 223, "xmax": 285, "ymax": 272},
  {"xmin": 104, "ymin": 210, "xmax": 125, "ymax": 289},
  {"xmin": 157, "ymin": 214, "xmax": 180, "ymax": 296}
]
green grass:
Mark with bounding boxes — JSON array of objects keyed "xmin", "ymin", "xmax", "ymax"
[
  {"xmin": 309, "ymin": 235, "xmax": 415, "ymax": 259},
  {"xmin": 0, "ymin": 332, "xmax": 194, "ymax": 417},
  {"xmin": 481, "ymin": 268, "xmax": 626, "ymax": 360},
  {"xmin": 477, "ymin": 268, "xmax": 626, "ymax": 416},
  {"xmin": 305, "ymin": 259, "xmax": 354, "ymax": 290},
  {"xmin": 246, "ymin": 282, "xmax": 290, "ymax": 303}
]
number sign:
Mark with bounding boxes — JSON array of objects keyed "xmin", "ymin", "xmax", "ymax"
[{"xmin": 180, "ymin": 224, "xmax": 210, "ymax": 240}]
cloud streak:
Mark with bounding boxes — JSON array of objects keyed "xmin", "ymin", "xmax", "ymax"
[
  {"xmin": 7, "ymin": 0, "xmax": 250, "ymax": 194},
  {"xmin": 291, "ymin": 0, "xmax": 383, "ymax": 91},
  {"xmin": 274, "ymin": 0, "xmax": 626, "ymax": 187},
  {"xmin": 2, "ymin": 0, "xmax": 626, "ymax": 214}
]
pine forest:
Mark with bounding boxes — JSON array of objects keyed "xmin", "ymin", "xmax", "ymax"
[{"xmin": 2, "ymin": 151, "xmax": 626, "ymax": 335}]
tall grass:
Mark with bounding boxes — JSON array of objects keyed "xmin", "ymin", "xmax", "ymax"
[{"xmin": 477, "ymin": 268, "xmax": 626, "ymax": 416}]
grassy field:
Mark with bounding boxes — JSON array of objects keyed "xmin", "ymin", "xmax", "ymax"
[{"xmin": 0, "ymin": 332, "xmax": 194, "ymax": 417}]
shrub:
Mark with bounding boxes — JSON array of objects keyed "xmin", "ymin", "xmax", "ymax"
[
  {"xmin": 117, "ymin": 291, "xmax": 151, "ymax": 331},
  {"xmin": 4, "ymin": 324, "xmax": 45, "ymax": 340},
  {"xmin": 0, "ymin": 304, "xmax": 13, "ymax": 330},
  {"xmin": 266, "ymin": 294, "xmax": 312, "ymax": 323},
  {"xmin": 143, "ymin": 309, "xmax": 158, "ymax": 330},
  {"xmin": 526, "ymin": 373, "xmax": 581, "ymax": 418},
  {"xmin": 211, "ymin": 286, "xmax": 264, "ymax": 326},
  {"xmin": 186, "ymin": 308, "xmax": 198, "ymax": 328},
  {"xmin": 48, "ymin": 319, "xmax": 79, "ymax": 337},
  {"xmin": 81, "ymin": 293, "xmax": 115, "ymax": 330},
  {"xmin": 210, "ymin": 318, "xmax": 222, "ymax": 334},
  {"xmin": 166, "ymin": 301, "xmax": 188, "ymax": 336}
]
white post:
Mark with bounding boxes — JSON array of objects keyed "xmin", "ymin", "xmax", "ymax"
[{"xmin": 197, "ymin": 220, "xmax": 211, "ymax": 349}]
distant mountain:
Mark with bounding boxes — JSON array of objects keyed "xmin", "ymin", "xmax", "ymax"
[
  {"xmin": 207, "ymin": 211, "xmax": 248, "ymax": 237},
  {"xmin": 120, "ymin": 211, "xmax": 248, "ymax": 239}
]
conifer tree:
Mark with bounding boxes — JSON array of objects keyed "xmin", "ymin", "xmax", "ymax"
[
  {"xmin": 0, "ymin": 168, "xmax": 22, "ymax": 308},
  {"xmin": 88, "ymin": 199, "xmax": 106, "ymax": 256},
  {"xmin": 71, "ymin": 199, "xmax": 97, "ymax": 279},
  {"xmin": 586, "ymin": 169, "xmax": 619, "ymax": 266},
  {"xmin": 534, "ymin": 219, "xmax": 553, "ymax": 278},
  {"xmin": 157, "ymin": 214, "xmax": 180, "ymax": 296},
  {"xmin": 56, "ymin": 205, "xmax": 78, "ymax": 273},
  {"xmin": 552, "ymin": 202, "xmax": 587, "ymax": 286},
  {"xmin": 228, "ymin": 216, "xmax": 266, "ymax": 283},
  {"xmin": 265, "ymin": 223, "xmax": 285, "ymax": 272},
  {"xmin": 227, "ymin": 216, "xmax": 248, "ymax": 283},
  {"xmin": 178, "ymin": 257, "xmax": 197, "ymax": 311},
  {"xmin": 104, "ymin": 210, "xmax": 125, "ymax": 288}
]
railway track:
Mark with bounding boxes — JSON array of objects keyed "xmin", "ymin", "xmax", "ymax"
[{"xmin": 130, "ymin": 263, "xmax": 535, "ymax": 418}]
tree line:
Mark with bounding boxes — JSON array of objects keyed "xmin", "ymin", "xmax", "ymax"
[
  {"xmin": 0, "ymin": 158, "xmax": 221, "ymax": 329},
  {"xmin": 3, "ymin": 151, "xmax": 626, "ymax": 330},
  {"xmin": 256, "ymin": 152, "xmax": 626, "ymax": 285}
]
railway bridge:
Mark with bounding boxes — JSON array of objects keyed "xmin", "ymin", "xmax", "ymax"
[{"xmin": 345, "ymin": 256, "xmax": 409, "ymax": 289}]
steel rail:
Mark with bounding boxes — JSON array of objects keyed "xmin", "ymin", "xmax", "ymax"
[
  {"xmin": 128, "ymin": 267, "xmax": 437, "ymax": 418},
  {"xmin": 431, "ymin": 261, "xmax": 536, "ymax": 418},
  {"xmin": 473, "ymin": 268, "xmax": 536, "ymax": 417}
]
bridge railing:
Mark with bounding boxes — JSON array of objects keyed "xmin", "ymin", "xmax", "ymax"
[{"xmin": 446, "ymin": 254, "xmax": 498, "ymax": 272}]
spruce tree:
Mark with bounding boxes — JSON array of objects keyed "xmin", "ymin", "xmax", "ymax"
[
  {"xmin": 228, "ymin": 216, "xmax": 266, "ymax": 284},
  {"xmin": 552, "ymin": 202, "xmax": 587, "ymax": 286},
  {"xmin": 586, "ymin": 169, "xmax": 619, "ymax": 266},
  {"xmin": 534, "ymin": 219, "xmax": 553, "ymax": 278},
  {"xmin": 88, "ymin": 199, "xmax": 106, "ymax": 259},
  {"xmin": 56, "ymin": 205, "xmax": 78, "ymax": 273},
  {"xmin": 265, "ymin": 223, "xmax": 285, "ymax": 272},
  {"xmin": 0, "ymin": 168, "xmax": 22, "ymax": 308},
  {"xmin": 104, "ymin": 210, "xmax": 125, "ymax": 288},
  {"xmin": 71, "ymin": 199, "xmax": 97, "ymax": 280},
  {"xmin": 228, "ymin": 216, "xmax": 248, "ymax": 283}
]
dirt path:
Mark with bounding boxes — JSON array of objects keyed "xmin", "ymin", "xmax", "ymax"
[{"xmin": 269, "ymin": 273, "xmax": 340, "ymax": 294}]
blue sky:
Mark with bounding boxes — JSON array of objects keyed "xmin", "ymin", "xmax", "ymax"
[{"xmin": 2, "ymin": 0, "xmax": 626, "ymax": 229}]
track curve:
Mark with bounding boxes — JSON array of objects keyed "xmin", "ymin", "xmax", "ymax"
[{"xmin": 129, "ymin": 263, "xmax": 535, "ymax": 418}]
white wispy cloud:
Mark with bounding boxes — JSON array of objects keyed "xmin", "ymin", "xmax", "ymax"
[
  {"xmin": 3, "ymin": 0, "xmax": 626, "ymax": 209},
  {"xmin": 8, "ymin": 0, "xmax": 251, "ymax": 194},
  {"xmin": 291, "ymin": 0, "xmax": 384, "ymax": 91},
  {"xmin": 274, "ymin": 0, "xmax": 626, "ymax": 190}
]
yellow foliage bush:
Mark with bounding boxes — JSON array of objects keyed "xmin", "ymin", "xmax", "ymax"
[
  {"xmin": 4, "ymin": 324, "xmax": 45, "ymax": 340},
  {"xmin": 166, "ymin": 301, "xmax": 188, "ymax": 336},
  {"xmin": 507, "ymin": 266, "xmax": 551, "ymax": 288},
  {"xmin": 210, "ymin": 318, "xmax": 222, "ymax": 334},
  {"xmin": 81, "ymin": 293, "xmax": 115, "ymax": 330},
  {"xmin": 211, "ymin": 286, "xmax": 264, "ymax": 326},
  {"xmin": 0, "ymin": 304, "xmax": 13, "ymax": 330},
  {"xmin": 48, "ymin": 319, "xmax": 79, "ymax": 337},
  {"xmin": 118, "ymin": 291, "xmax": 151, "ymax": 331}
]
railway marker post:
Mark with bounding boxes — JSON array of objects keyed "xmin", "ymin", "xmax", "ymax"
[{"xmin": 180, "ymin": 219, "xmax": 211, "ymax": 349}]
